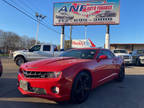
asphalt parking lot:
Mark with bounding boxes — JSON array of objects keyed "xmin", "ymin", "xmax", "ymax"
[{"xmin": 0, "ymin": 58, "xmax": 144, "ymax": 108}]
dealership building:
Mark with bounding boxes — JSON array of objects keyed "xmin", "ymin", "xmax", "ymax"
[{"xmin": 110, "ymin": 43, "xmax": 144, "ymax": 52}]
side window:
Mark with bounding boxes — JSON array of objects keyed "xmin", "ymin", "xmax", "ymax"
[
  {"xmin": 132, "ymin": 51, "xmax": 136, "ymax": 55},
  {"xmin": 43, "ymin": 45, "xmax": 51, "ymax": 51},
  {"xmin": 108, "ymin": 50, "xmax": 115, "ymax": 58},
  {"xmin": 30, "ymin": 45, "xmax": 41, "ymax": 51},
  {"xmin": 96, "ymin": 50, "xmax": 104, "ymax": 59},
  {"xmin": 97, "ymin": 50, "xmax": 114, "ymax": 59},
  {"xmin": 103, "ymin": 50, "xmax": 114, "ymax": 59},
  {"xmin": 54, "ymin": 46, "xmax": 58, "ymax": 51}
]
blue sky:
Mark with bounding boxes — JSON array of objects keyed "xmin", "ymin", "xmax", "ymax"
[{"xmin": 0, "ymin": 0, "xmax": 144, "ymax": 47}]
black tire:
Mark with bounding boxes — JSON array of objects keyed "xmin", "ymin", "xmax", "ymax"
[
  {"xmin": 116, "ymin": 65, "xmax": 125, "ymax": 82},
  {"xmin": 15, "ymin": 56, "xmax": 25, "ymax": 66},
  {"xmin": 136, "ymin": 58, "xmax": 141, "ymax": 66},
  {"xmin": 0, "ymin": 71, "xmax": 2, "ymax": 77},
  {"xmin": 70, "ymin": 71, "xmax": 92, "ymax": 104}
]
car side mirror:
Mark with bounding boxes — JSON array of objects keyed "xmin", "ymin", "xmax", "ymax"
[{"xmin": 97, "ymin": 55, "xmax": 108, "ymax": 62}]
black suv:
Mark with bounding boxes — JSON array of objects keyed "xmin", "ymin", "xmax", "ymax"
[{"xmin": 131, "ymin": 50, "xmax": 144, "ymax": 65}]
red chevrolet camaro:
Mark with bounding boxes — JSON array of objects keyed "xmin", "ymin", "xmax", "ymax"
[{"xmin": 17, "ymin": 48, "xmax": 125, "ymax": 104}]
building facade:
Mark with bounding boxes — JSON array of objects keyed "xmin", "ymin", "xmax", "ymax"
[{"xmin": 110, "ymin": 43, "xmax": 144, "ymax": 53}]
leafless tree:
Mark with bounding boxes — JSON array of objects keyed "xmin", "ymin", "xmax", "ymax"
[{"xmin": 0, "ymin": 30, "xmax": 41, "ymax": 53}]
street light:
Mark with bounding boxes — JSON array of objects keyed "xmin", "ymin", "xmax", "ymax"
[
  {"xmin": 35, "ymin": 12, "xmax": 46, "ymax": 45},
  {"xmin": 85, "ymin": 25, "xmax": 87, "ymax": 40}
]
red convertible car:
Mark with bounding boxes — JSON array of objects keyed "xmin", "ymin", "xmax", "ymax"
[{"xmin": 17, "ymin": 48, "xmax": 125, "ymax": 104}]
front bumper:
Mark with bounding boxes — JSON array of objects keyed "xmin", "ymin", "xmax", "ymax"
[
  {"xmin": 124, "ymin": 59, "xmax": 133, "ymax": 64},
  {"xmin": 17, "ymin": 73, "xmax": 71, "ymax": 102}
]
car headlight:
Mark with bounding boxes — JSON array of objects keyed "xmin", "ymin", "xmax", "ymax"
[
  {"xmin": 139, "ymin": 56, "xmax": 144, "ymax": 59},
  {"xmin": 48, "ymin": 72, "xmax": 62, "ymax": 78},
  {"xmin": 13, "ymin": 52, "xmax": 16, "ymax": 55}
]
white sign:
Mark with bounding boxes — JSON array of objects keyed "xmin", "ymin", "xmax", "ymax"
[
  {"xmin": 53, "ymin": 0, "xmax": 120, "ymax": 26},
  {"xmin": 72, "ymin": 39, "xmax": 95, "ymax": 48}
]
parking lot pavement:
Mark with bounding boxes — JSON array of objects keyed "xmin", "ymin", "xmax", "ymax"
[{"xmin": 0, "ymin": 58, "xmax": 144, "ymax": 108}]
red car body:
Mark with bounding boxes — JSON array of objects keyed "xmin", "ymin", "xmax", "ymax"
[{"xmin": 17, "ymin": 48, "xmax": 124, "ymax": 103}]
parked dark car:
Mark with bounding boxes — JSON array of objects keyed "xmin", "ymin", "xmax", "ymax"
[
  {"xmin": 0, "ymin": 58, "xmax": 2, "ymax": 77},
  {"xmin": 131, "ymin": 50, "xmax": 144, "ymax": 65}
]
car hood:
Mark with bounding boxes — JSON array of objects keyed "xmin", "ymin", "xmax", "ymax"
[
  {"xmin": 13, "ymin": 50, "xmax": 28, "ymax": 54},
  {"xmin": 21, "ymin": 57, "xmax": 91, "ymax": 71},
  {"xmin": 114, "ymin": 53, "xmax": 131, "ymax": 57},
  {"xmin": 137, "ymin": 54, "xmax": 144, "ymax": 56}
]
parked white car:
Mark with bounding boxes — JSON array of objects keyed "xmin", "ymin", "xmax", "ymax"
[
  {"xmin": 13, "ymin": 44, "xmax": 63, "ymax": 66},
  {"xmin": 112, "ymin": 49, "xmax": 133, "ymax": 64}
]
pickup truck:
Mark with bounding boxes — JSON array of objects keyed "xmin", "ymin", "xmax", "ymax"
[
  {"xmin": 112, "ymin": 49, "xmax": 133, "ymax": 64},
  {"xmin": 13, "ymin": 44, "xmax": 62, "ymax": 66}
]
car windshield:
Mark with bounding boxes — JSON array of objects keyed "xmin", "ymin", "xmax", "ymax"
[
  {"xmin": 137, "ymin": 50, "xmax": 144, "ymax": 54},
  {"xmin": 114, "ymin": 50, "xmax": 127, "ymax": 53},
  {"xmin": 59, "ymin": 49, "xmax": 97, "ymax": 59}
]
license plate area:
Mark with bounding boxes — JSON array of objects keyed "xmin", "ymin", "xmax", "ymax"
[{"xmin": 20, "ymin": 80, "xmax": 28, "ymax": 91}]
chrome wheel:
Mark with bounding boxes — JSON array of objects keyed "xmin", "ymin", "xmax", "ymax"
[{"xmin": 15, "ymin": 57, "xmax": 25, "ymax": 66}]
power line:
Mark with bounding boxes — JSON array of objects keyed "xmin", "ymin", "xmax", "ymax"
[
  {"xmin": 9, "ymin": 0, "xmax": 36, "ymax": 18},
  {"xmin": 2, "ymin": 0, "xmax": 70, "ymax": 40},
  {"xmin": 16, "ymin": 0, "xmax": 36, "ymax": 13},
  {"xmin": 20, "ymin": 0, "xmax": 53, "ymax": 25},
  {"xmin": 2, "ymin": 0, "xmax": 60, "ymax": 34},
  {"xmin": 14, "ymin": 0, "xmax": 58, "ymax": 34}
]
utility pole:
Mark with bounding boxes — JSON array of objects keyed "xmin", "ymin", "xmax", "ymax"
[
  {"xmin": 35, "ymin": 12, "xmax": 46, "ymax": 45},
  {"xmin": 70, "ymin": 26, "xmax": 72, "ymax": 48},
  {"xmin": 105, "ymin": 25, "xmax": 110, "ymax": 49}
]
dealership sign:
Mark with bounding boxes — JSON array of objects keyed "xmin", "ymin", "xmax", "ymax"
[
  {"xmin": 53, "ymin": 0, "xmax": 120, "ymax": 26},
  {"xmin": 72, "ymin": 39, "xmax": 96, "ymax": 48}
]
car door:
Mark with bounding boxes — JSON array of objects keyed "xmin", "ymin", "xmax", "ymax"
[
  {"xmin": 95, "ymin": 49, "xmax": 116, "ymax": 84},
  {"xmin": 104, "ymin": 50, "xmax": 117, "ymax": 75},
  {"xmin": 27, "ymin": 45, "xmax": 42, "ymax": 60},
  {"xmin": 38, "ymin": 45, "xmax": 54, "ymax": 58},
  {"xmin": 131, "ymin": 50, "xmax": 137, "ymax": 63},
  {"xmin": 93, "ymin": 49, "xmax": 108, "ymax": 86}
]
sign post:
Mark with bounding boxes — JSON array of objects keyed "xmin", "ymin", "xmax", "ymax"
[
  {"xmin": 53, "ymin": 0, "xmax": 120, "ymax": 49},
  {"xmin": 60, "ymin": 26, "xmax": 65, "ymax": 50},
  {"xmin": 105, "ymin": 25, "xmax": 110, "ymax": 49},
  {"xmin": 70, "ymin": 26, "xmax": 72, "ymax": 48}
]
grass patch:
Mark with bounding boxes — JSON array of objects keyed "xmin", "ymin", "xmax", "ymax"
[{"xmin": 0, "ymin": 54, "xmax": 9, "ymax": 57}]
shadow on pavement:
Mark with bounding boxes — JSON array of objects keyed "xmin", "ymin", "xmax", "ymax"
[{"xmin": 0, "ymin": 75, "xmax": 144, "ymax": 108}]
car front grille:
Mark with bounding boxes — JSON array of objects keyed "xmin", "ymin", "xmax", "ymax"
[
  {"xmin": 122, "ymin": 56, "xmax": 130, "ymax": 59},
  {"xmin": 23, "ymin": 71, "xmax": 53, "ymax": 78}
]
